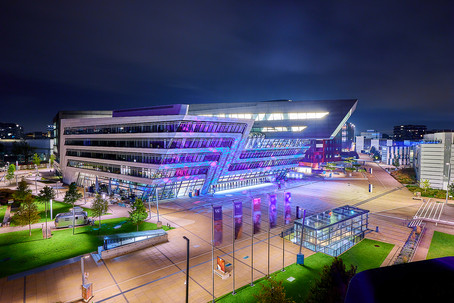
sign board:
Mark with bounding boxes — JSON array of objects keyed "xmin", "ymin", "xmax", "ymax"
[
  {"xmin": 8, "ymin": 200, "xmax": 13, "ymax": 204},
  {"xmin": 82, "ymin": 283, "xmax": 93, "ymax": 302},
  {"xmin": 217, "ymin": 256, "xmax": 226, "ymax": 274}
]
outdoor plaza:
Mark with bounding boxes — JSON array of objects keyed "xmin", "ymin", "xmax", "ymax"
[{"xmin": 0, "ymin": 158, "xmax": 447, "ymax": 302}]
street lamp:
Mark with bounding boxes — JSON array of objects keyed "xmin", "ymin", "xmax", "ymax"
[
  {"xmin": 446, "ymin": 163, "xmax": 451, "ymax": 205},
  {"xmin": 183, "ymin": 236, "xmax": 190, "ymax": 303}
]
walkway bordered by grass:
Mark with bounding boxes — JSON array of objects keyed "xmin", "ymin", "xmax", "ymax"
[
  {"xmin": 216, "ymin": 239, "xmax": 394, "ymax": 303},
  {"xmin": 0, "ymin": 217, "xmax": 172, "ymax": 278},
  {"xmin": 426, "ymin": 231, "xmax": 454, "ymax": 260}
]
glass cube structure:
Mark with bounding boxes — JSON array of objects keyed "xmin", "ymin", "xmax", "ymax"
[{"xmin": 293, "ymin": 205, "xmax": 369, "ymax": 256}]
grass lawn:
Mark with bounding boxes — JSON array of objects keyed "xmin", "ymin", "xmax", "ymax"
[
  {"xmin": 0, "ymin": 217, "xmax": 173, "ymax": 278},
  {"xmin": 217, "ymin": 239, "xmax": 394, "ymax": 303},
  {"xmin": 10, "ymin": 201, "xmax": 108, "ymax": 226},
  {"xmin": 426, "ymin": 231, "xmax": 454, "ymax": 260},
  {"xmin": 341, "ymin": 239, "xmax": 394, "ymax": 272}
]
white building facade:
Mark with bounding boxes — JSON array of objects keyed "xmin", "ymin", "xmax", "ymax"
[{"xmin": 414, "ymin": 132, "xmax": 454, "ymax": 190}]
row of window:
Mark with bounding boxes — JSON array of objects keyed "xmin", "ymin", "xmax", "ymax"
[
  {"xmin": 218, "ymin": 168, "xmax": 288, "ymax": 183},
  {"xmin": 67, "ymin": 160, "xmax": 209, "ymax": 179},
  {"xmin": 251, "ymin": 126, "xmax": 307, "ymax": 133},
  {"xmin": 201, "ymin": 112, "xmax": 329, "ymax": 121},
  {"xmin": 228, "ymin": 158, "xmax": 301, "ymax": 171},
  {"xmin": 65, "ymin": 138, "xmax": 235, "ymax": 149},
  {"xmin": 239, "ymin": 148, "xmax": 304, "ymax": 159},
  {"xmin": 64, "ymin": 121, "xmax": 247, "ymax": 135},
  {"xmin": 246, "ymin": 138, "xmax": 309, "ymax": 149},
  {"xmin": 66, "ymin": 150, "xmax": 221, "ymax": 164}
]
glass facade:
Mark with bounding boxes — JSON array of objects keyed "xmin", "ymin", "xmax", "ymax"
[
  {"xmin": 201, "ymin": 112, "xmax": 329, "ymax": 121},
  {"xmin": 292, "ymin": 205, "xmax": 369, "ymax": 257},
  {"xmin": 65, "ymin": 137, "xmax": 235, "ymax": 149},
  {"xmin": 103, "ymin": 229, "xmax": 167, "ymax": 250},
  {"xmin": 66, "ymin": 150, "xmax": 221, "ymax": 164},
  {"xmin": 64, "ymin": 120, "xmax": 247, "ymax": 135},
  {"xmin": 68, "ymin": 160, "xmax": 209, "ymax": 179}
]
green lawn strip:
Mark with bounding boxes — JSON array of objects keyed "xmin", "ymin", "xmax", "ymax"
[
  {"xmin": 426, "ymin": 231, "xmax": 454, "ymax": 260},
  {"xmin": 0, "ymin": 217, "xmax": 173, "ymax": 278},
  {"xmin": 340, "ymin": 239, "xmax": 394, "ymax": 272},
  {"xmin": 216, "ymin": 239, "xmax": 394, "ymax": 303}
]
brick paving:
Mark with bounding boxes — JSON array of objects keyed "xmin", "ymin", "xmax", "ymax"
[{"xmin": 1, "ymin": 157, "xmax": 451, "ymax": 302}]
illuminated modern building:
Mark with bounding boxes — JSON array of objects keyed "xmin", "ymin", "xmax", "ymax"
[{"xmin": 55, "ymin": 99, "xmax": 357, "ymax": 199}]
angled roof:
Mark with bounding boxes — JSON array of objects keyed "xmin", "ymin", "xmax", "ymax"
[{"xmin": 188, "ymin": 99, "xmax": 357, "ymax": 139}]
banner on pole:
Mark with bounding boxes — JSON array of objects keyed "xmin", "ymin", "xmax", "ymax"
[
  {"xmin": 284, "ymin": 192, "xmax": 291, "ymax": 225},
  {"xmin": 213, "ymin": 206, "xmax": 223, "ymax": 246},
  {"xmin": 269, "ymin": 194, "xmax": 277, "ymax": 228},
  {"xmin": 253, "ymin": 198, "xmax": 261, "ymax": 234},
  {"xmin": 234, "ymin": 201, "xmax": 243, "ymax": 240}
]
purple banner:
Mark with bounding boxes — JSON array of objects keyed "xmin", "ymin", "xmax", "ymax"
[
  {"xmin": 269, "ymin": 194, "xmax": 277, "ymax": 229},
  {"xmin": 284, "ymin": 192, "xmax": 291, "ymax": 225},
  {"xmin": 253, "ymin": 198, "xmax": 261, "ymax": 234},
  {"xmin": 234, "ymin": 201, "xmax": 243, "ymax": 240},
  {"xmin": 213, "ymin": 206, "xmax": 223, "ymax": 246}
]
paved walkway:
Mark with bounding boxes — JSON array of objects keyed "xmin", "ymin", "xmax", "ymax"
[{"xmin": 0, "ymin": 156, "xmax": 451, "ymax": 302}]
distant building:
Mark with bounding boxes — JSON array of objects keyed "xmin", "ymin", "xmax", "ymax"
[
  {"xmin": 341, "ymin": 122, "xmax": 356, "ymax": 152},
  {"xmin": 414, "ymin": 132, "xmax": 453, "ymax": 190},
  {"xmin": 355, "ymin": 135, "xmax": 391, "ymax": 154},
  {"xmin": 393, "ymin": 125, "xmax": 426, "ymax": 141},
  {"xmin": 382, "ymin": 141, "xmax": 416, "ymax": 167},
  {"xmin": 360, "ymin": 129, "xmax": 382, "ymax": 139},
  {"xmin": 25, "ymin": 132, "xmax": 48, "ymax": 139},
  {"xmin": 302, "ymin": 122, "xmax": 356, "ymax": 168},
  {"xmin": 0, "ymin": 122, "xmax": 24, "ymax": 139}
]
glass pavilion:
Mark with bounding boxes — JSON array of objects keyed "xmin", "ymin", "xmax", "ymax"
[{"xmin": 293, "ymin": 205, "xmax": 369, "ymax": 256}]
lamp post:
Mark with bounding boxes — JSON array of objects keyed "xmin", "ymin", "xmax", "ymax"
[
  {"xmin": 156, "ymin": 187, "xmax": 161, "ymax": 227},
  {"xmin": 446, "ymin": 163, "xmax": 451, "ymax": 205},
  {"xmin": 183, "ymin": 236, "xmax": 190, "ymax": 303}
]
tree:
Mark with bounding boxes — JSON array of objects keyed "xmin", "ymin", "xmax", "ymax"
[
  {"xmin": 352, "ymin": 163, "xmax": 361, "ymax": 172},
  {"xmin": 448, "ymin": 183, "xmax": 454, "ymax": 198},
  {"xmin": 129, "ymin": 198, "xmax": 147, "ymax": 231},
  {"xmin": 13, "ymin": 178, "xmax": 32, "ymax": 204},
  {"xmin": 63, "ymin": 182, "xmax": 83, "ymax": 235},
  {"xmin": 253, "ymin": 277, "xmax": 295, "ymax": 303},
  {"xmin": 5, "ymin": 164, "xmax": 15, "ymax": 185},
  {"xmin": 32, "ymin": 153, "xmax": 41, "ymax": 167},
  {"xmin": 92, "ymin": 194, "xmax": 109, "ymax": 233},
  {"xmin": 393, "ymin": 156, "xmax": 400, "ymax": 169},
  {"xmin": 421, "ymin": 179, "xmax": 431, "ymax": 193},
  {"xmin": 37, "ymin": 186, "xmax": 55, "ymax": 239},
  {"xmin": 306, "ymin": 257, "xmax": 357, "ymax": 303},
  {"xmin": 49, "ymin": 154, "xmax": 56, "ymax": 171},
  {"xmin": 12, "ymin": 193, "xmax": 40, "ymax": 236},
  {"xmin": 343, "ymin": 157, "xmax": 355, "ymax": 168}
]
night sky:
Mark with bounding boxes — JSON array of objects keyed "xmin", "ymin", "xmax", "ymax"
[{"xmin": 1, "ymin": 1, "xmax": 453, "ymax": 135}]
